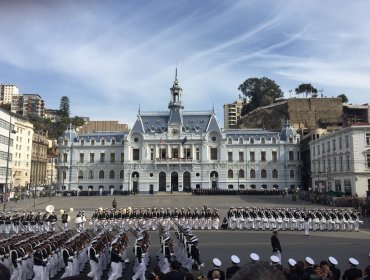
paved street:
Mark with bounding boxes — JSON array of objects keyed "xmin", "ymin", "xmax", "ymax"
[{"xmin": 5, "ymin": 194, "xmax": 370, "ymax": 278}]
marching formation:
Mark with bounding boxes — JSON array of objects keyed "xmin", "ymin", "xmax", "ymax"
[
  {"xmin": 89, "ymin": 206, "xmax": 221, "ymax": 232},
  {"xmin": 227, "ymin": 207, "xmax": 363, "ymax": 234}
]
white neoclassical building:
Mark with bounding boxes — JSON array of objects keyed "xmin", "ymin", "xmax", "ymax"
[
  {"xmin": 56, "ymin": 75, "xmax": 302, "ymax": 193},
  {"xmin": 310, "ymin": 123, "xmax": 370, "ymax": 197}
]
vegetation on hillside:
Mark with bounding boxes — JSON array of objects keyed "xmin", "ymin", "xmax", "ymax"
[{"xmin": 238, "ymin": 77, "xmax": 284, "ymax": 116}]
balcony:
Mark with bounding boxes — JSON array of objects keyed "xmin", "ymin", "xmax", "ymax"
[{"xmin": 155, "ymin": 157, "xmax": 194, "ymax": 163}]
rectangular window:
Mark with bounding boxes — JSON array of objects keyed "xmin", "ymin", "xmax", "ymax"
[
  {"xmin": 63, "ymin": 153, "xmax": 67, "ymax": 163},
  {"xmin": 161, "ymin": 148, "xmax": 167, "ymax": 160},
  {"xmin": 250, "ymin": 151, "xmax": 255, "ymax": 162},
  {"xmin": 90, "ymin": 153, "xmax": 94, "ymax": 163},
  {"xmin": 101, "ymin": 139, "xmax": 105, "ymax": 145},
  {"xmin": 121, "ymin": 153, "xmax": 124, "ymax": 163},
  {"xmin": 133, "ymin": 149, "xmax": 140, "ymax": 161},
  {"xmin": 79, "ymin": 153, "xmax": 84, "ymax": 163},
  {"xmin": 228, "ymin": 151, "xmax": 233, "ymax": 162},
  {"xmin": 339, "ymin": 137, "xmax": 342, "ymax": 149},
  {"xmin": 327, "ymin": 142, "xmax": 330, "ymax": 153},
  {"xmin": 317, "ymin": 145, "xmax": 320, "ymax": 155},
  {"xmin": 332, "ymin": 139, "xmax": 336, "ymax": 151},
  {"xmin": 261, "ymin": 151, "xmax": 266, "ymax": 162},
  {"xmin": 366, "ymin": 133, "xmax": 370, "ymax": 146},
  {"xmin": 272, "ymin": 151, "xmax": 277, "ymax": 161},
  {"xmin": 239, "ymin": 151, "xmax": 244, "ymax": 162},
  {"xmin": 150, "ymin": 148, "xmax": 154, "ymax": 161},
  {"xmin": 367, "ymin": 153, "xmax": 370, "ymax": 168},
  {"xmin": 297, "ymin": 151, "xmax": 300, "ymax": 161},
  {"xmin": 172, "ymin": 148, "xmax": 179, "ymax": 159},
  {"xmin": 322, "ymin": 143, "xmax": 325, "ymax": 154},
  {"xmin": 100, "ymin": 153, "xmax": 105, "ymax": 163},
  {"xmin": 210, "ymin": 148, "xmax": 218, "ymax": 160},
  {"xmin": 340, "ymin": 156, "xmax": 343, "ymax": 171},
  {"xmin": 196, "ymin": 147, "xmax": 200, "ymax": 160},
  {"xmin": 368, "ymin": 179, "xmax": 370, "ymax": 191},
  {"xmin": 345, "ymin": 135, "xmax": 349, "ymax": 148},
  {"xmin": 110, "ymin": 153, "xmax": 115, "ymax": 163},
  {"xmin": 81, "ymin": 140, "xmax": 84, "ymax": 146},
  {"xmin": 184, "ymin": 147, "xmax": 191, "ymax": 159},
  {"xmin": 346, "ymin": 155, "xmax": 350, "ymax": 170},
  {"xmin": 289, "ymin": 151, "xmax": 294, "ymax": 161}
]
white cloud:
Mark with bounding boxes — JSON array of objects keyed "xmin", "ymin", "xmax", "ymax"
[{"xmin": 0, "ymin": 0, "xmax": 369, "ymax": 127}]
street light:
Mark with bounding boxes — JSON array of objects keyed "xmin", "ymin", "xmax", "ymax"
[{"xmin": 4, "ymin": 114, "xmax": 16, "ymax": 211}]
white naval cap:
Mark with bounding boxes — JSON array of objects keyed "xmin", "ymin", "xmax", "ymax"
[
  {"xmin": 270, "ymin": 255, "xmax": 280, "ymax": 264},
  {"xmin": 288, "ymin": 258, "xmax": 297, "ymax": 267},
  {"xmin": 250, "ymin": 253, "xmax": 260, "ymax": 261},
  {"xmin": 213, "ymin": 258, "xmax": 222, "ymax": 267},
  {"xmin": 328, "ymin": 256, "xmax": 338, "ymax": 266},
  {"xmin": 305, "ymin": 257, "xmax": 314, "ymax": 266},
  {"xmin": 231, "ymin": 255, "xmax": 240, "ymax": 264},
  {"xmin": 349, "ymin": 258, "xmax": 359, "ymax": 266}
]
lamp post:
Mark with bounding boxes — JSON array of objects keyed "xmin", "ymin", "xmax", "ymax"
[{"xmin": 4, "ymin": 114, "xmax": 16, "ymax": 211}]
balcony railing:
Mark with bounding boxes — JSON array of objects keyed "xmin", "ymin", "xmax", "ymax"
[{"xmin": 155, "ymin": 157, "xmax": 194, "ymax": 163}]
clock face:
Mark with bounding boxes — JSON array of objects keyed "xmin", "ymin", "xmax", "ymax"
[{"xmin": 171, "ymin": 129, "xmax": 179, "ymax": 136}]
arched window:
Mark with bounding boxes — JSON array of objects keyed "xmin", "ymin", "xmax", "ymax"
[
  {"xmin": 78, "ymin": 170, "xmax": 83, "ymax": 180},
  {"xmin": 239, "ymin": 138, "xmax": 243, "ymax": 144},
  {"xmin": 250, "ymin": 184, "xmax": 256, "ymax": 189},
  {"xmin": 120, "ymin": 170, "xmax": 124, "ymax": 179},
  {"xmin": 250, "ymin": 138, "xmax": 254, "ymax": 144},
  {"xmin": 228, "ymin": 169, "xmax": 233, "ymax": 178},
  {"xmin": 99, "ymin": 170, "xmax": 104, "ymax": 179},
  {"xmin": 88, "ymin": 170, "xmax": 94, "ymax": 179},
  {"xmin": 261, "ymin": 169, "xmax": 267, "ymax": 178},
  {"xmin": 238, "ymin": 169, "xmax": 245, "ymax": 178},
  {"xmin": 250, "ymin": 169, "xmax": 256, "ymax": 178},
  {"xmin": 261, "ymin": 138, "xmax": 265, "ymax": 144},
  {"xmin": 227, "ymin": 138, "xmax": 232, "ymax": 144},
  {"xmin": 272, "ymin": 169, "xmax": 278, "ymax": 179},
  {"xmin": 272, "ymin": 138, "xmax": 277, "ymax": 144},
  {"xmin": 261, "ymin": 184, "xmax": 267, "ymax": 189},
  {"xmin": 109, "ymin": 170, "xmax": 115, "ymax": 179},
  {"xmin": 290, "ymin": 170, "xmax": 294, "ymax": 178}
]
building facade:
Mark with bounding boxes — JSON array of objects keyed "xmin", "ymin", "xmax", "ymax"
[
  {"xmin": 0, "ymin": 84, "xmax": 19, "ymax": 105},
  {"xmin": 12, "ymin": 116, "xmax": 34, "ymax": 190},
  {"xmin": 11, "ymin": 94, "xmax": 45, "ymax": 118},
  {"xmin": 310, "ymin": 123, "xmax": 370, "ymax": 197},
  {"xmin": 223, "ymin": 99, "xmax": 244, "ymax": 129},
  {"xmin": 0, "ymin": 109, "xmax": 16, "ymax": 193},
  {"xmin": 56, "ymin": 76, "xmax": 302, "ymax": 193},
  {"xmin": 30, "ymin": 132, "xmax": 49, "ymax": 189}
]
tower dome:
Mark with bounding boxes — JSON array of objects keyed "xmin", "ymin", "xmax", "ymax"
[{"xmin": 280, "ymin": 120, "xmax": 297, "ymax": 141}]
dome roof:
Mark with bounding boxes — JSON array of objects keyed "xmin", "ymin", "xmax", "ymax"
[
  {"xmin": 280, "ymin": 120, "xmax": 297, "ymax": 141},
  {"xmin": 62, "ymin": 125, "xmax": 78, "ymax": 141}
]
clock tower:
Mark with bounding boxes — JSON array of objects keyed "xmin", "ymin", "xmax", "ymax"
[{"xmin": 168, "ymin": 68, "xmax": 184, "ymax": 137}]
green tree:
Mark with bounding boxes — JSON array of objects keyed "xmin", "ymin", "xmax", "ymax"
[
  {"xmin": 337, "ymin": 94, "xmax": 348, "ymax": 103},
  {"xmin": 238, "ymin": 77, "xmax": 284, "ymax": 115},
  {"xmin": 71, "ymin": 116, "xmax": 85, "ymax": 127},
  {"xmin": 295, "ymin": 83, "xmax": 318, "ymax": 98},
  {"xmin": 59, "ymin": 96, "xmax": 70, "ymax": 118}
]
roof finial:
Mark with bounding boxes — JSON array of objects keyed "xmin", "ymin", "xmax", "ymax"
[
  {"xmin": 175, "ymin": 63, "xmax": 178, "ymax": 81},
  {"xmin": 138, "ymin": 104, "xmax": 141, "ymax": 115},
  {"xmin": 212, "ymin": 103, "xmax": 215, "ymax": 114}
]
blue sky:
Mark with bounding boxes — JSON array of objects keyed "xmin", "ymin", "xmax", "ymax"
[{"xmin": 0, "ymin": 0, "xmax": 369, "ymax": 127}]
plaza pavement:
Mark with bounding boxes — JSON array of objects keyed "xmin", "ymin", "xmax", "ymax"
[{"xmin": 5, "ymin": 193, "xmax": 370, "ymax": 279}]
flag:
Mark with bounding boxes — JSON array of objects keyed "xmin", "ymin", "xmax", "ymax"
[{"xmin": 181, "ymin": 136, "xmax": 188, "ymax": 145}]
